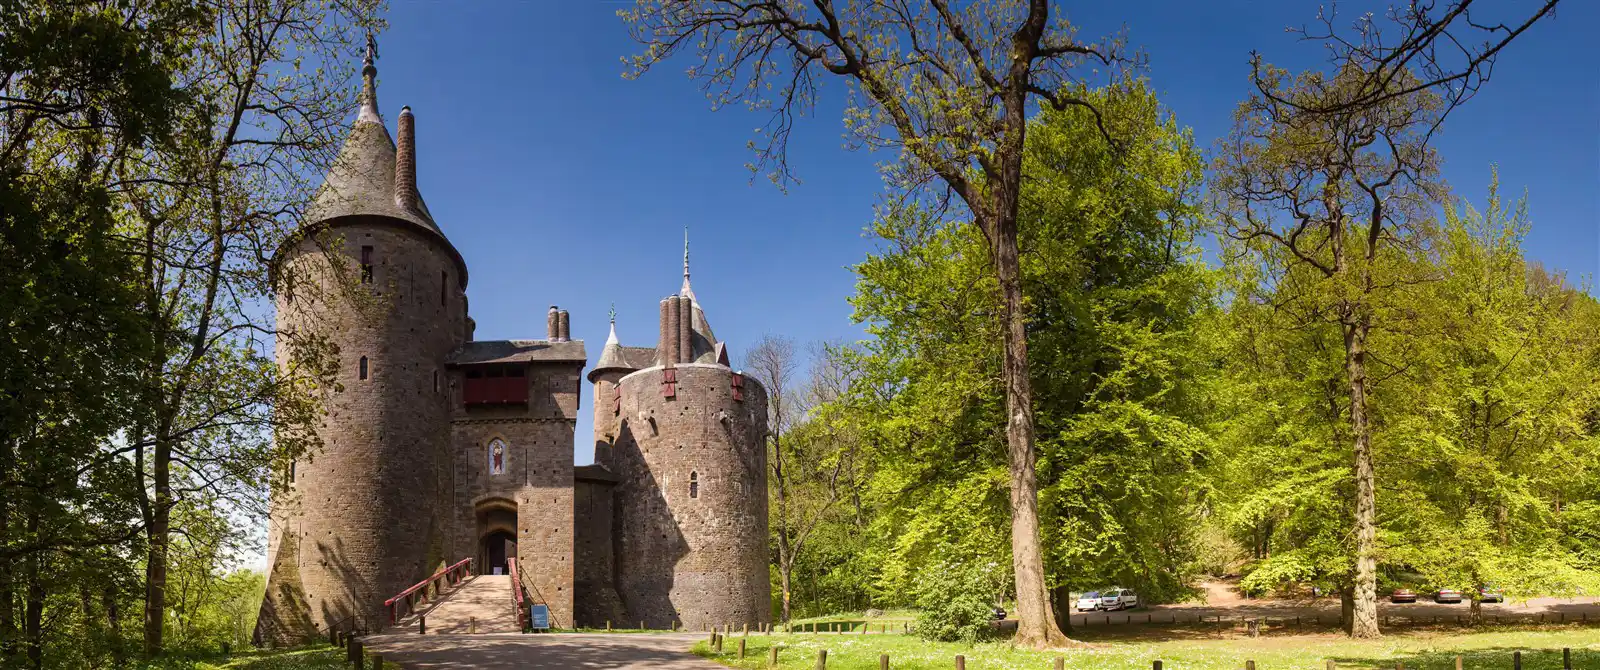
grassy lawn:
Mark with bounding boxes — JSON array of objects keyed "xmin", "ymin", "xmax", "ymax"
[
  {"xmin": 170, "ymin": 643, "xmax": 401, "ymax": 669},
  {"xmin": 693, "ymin": 625, "xmax": 1600, "ymax": 669}
]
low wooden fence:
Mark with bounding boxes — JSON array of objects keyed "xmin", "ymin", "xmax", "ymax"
[{"xmin": 702, "ymin": 639, "xmax": 1587, "ymax": 670}]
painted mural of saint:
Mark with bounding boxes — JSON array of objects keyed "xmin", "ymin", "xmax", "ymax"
[{"xmin": 489, "ymin": 439, "xmax": 505, "ymax": 475}]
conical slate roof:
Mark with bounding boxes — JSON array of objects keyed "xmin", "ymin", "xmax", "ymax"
[
  {"xmin": 594, "ymin": 320, "xmax": 629, "ymax": 371},
  {"xmin": 681, "ymin": 231, "xmax": 718, "ymax": 362},
  {"xmin": 305, "ymin": 47, "xmax": 442, "ymax": 238}
]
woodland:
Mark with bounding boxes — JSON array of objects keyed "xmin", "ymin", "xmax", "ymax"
[{"xmin": 0, "ymin": 0, "xmax": 1594, "ymax": 667}]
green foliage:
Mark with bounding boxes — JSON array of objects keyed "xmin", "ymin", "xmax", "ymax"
[
  {"xmin": 835, "ymin": 81, "xmax": 1213, "ymax": 608},
  {"xmin": 911, "ymin": 562, "xmax": 998, "ymax": 644}
]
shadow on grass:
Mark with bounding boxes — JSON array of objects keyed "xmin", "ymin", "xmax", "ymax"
[{"xmin": 1331, "ymin": 646, "xmax": 1594, "ymax": 669}]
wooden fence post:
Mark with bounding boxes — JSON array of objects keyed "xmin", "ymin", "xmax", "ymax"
[
  {"xmin": 469, "ymin": 617, "xmax": 476, "ymax": 634},
  {"xmin": 1327, "ymin": 661, "xmax": 1336, "ymax": 670},
  {"xmin": 1054, "ymin": 659, "xmax": 1065, "ymax": 670},
  {"xmin": 1454, "ymin": 656, "xmax": 1462, "ymax": 670},
  {"xmin": 816, "ymin": 648, "xmax": 827, "ymax": 670},
  {"xmin": 1246, "ymin": 661, "xmax": 1256, "ymax": 670},
  {"xmin": 1564, "ymin": 648, "xmax": 1572, "ymax": 670},
  {"xmin": 1153, "ymin": 661, "xmax": 1163, "ymax": 670},
  {"xmin": 955, "ymin": 654, "xmax": 966, "ymax": 670},
  {"xmin": 770, "ymin": 645, "xmax": 781, "ymax": 667},
  {"xmin": 371, "ymin": 654, "xmax": 382, "ymax": 669},
  {"xmin": 349, "ymin": 640, "xmax": 364, "ymax": 670},
  {"xmin": 738, "ymin": 638, "xmax": 747, "ymax": 659},
  {"xmin": 1514, "ymin": 650, "xmax": 1522, "ymax": 670},
  {"xmin": 880, "ymin": 653, "xmax": 890, "ymax": 670}
]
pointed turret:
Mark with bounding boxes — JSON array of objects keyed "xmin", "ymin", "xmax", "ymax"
[
  {"xmin": 678, "ymin": 229, "xmax": 719, "ymax": 362},
  {"xmin": 304, "ymin": 33, "xmax": 447, "ymax": 241}
]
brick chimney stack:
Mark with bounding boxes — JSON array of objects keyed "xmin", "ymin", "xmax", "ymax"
[
  {"xmin": 547, "ymin": 305, "xmax": 559, "ymax": 341},
  {"xmin": 557, "ymin": 309, "xmax": 570, "ymax": 342},
  {"xmin": 395, "ymin": 106, "xmax": 418, "ymax": 212}
]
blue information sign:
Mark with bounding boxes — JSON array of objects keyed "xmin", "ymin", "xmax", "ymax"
[{"xmin": 529, "ymin": 604, "xmax": 551, "ymax": 630}]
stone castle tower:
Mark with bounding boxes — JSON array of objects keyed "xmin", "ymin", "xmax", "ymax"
[{"xmin": 256, "ymin": 42, "xmax": 769, "ymax": 641}]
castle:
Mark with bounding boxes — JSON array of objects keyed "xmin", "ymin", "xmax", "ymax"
[{"xmin": 255, "ymin": 44, "xmax": 770, "ymax": 639}]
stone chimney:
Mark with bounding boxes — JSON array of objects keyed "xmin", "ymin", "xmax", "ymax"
[
  {"xmin": 676, "ymin": 295, "xmax": 693, "ymax": 363},
  {"xmin": 547, "ymin": 305, "xmax": 559, "ymax": 341},
  {"xmin": 658, "ymin": 297, "xmax": 678, "ymax": 366},
  {"xmin": 557, "ymin": 310, "xmax": 570, "ymax": 342},
  {"xmin": 395, "ymin": 106, "xmax": 418, "ymax": 212}
]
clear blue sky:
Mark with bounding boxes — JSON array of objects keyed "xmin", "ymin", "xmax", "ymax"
[{"xmin": 368, "ymin": 1, "xmax": 1598, "ymax": 465}]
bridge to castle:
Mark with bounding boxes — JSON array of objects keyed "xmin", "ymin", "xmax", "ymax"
[{"xmin": 343, "ymin": 557, "xmax": 718, "ymax": 667}]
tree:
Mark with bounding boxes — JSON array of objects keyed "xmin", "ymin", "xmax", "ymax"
[
  {"xmin": 1382, "ymin": 178, "xmax": 1600, "ymax": 623},
  {"xmin": 748, "ymin": 336, "xmax": 863, "ymax": 624},
  {"xmin": 621, "ymin": 1, "xmax": 1134, "ymax": 646},
  {"xmin": 840, "ymin": 81, "xmax": 1211, "ymax": 631},
  {"xmin": 1, "ymin": 1, "xmax": 205, "ymax": 665},
  {"xmin": 1212, "ymin": 0, "xmax": 1563, "ymax": 639},
  {"xmin": 112, "ymin": 0, "xmax": 370, "ymax": 654}
]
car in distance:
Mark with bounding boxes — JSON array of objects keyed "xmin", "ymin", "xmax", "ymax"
[
  {"xmin": 1076, "ymin": 591, "xmax": 1102, "ymax": 612},
  {"xmin": 1478, "ymin": 585, "xmax": 1504, "ymax": 603},
  {"xmin": 1435, "ymin": 588, "xmax": 1463, "ymax": 604},
  {"xmin": 1098, "ymin": 588, "xmax": 1140, "ymax": 611},
  {"xmin": 1390, "ymin": 588, "xmax": 1418, "ymax": 603}
]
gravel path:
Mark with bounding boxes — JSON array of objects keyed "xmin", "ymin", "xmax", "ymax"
[{"xmin": 363, "ymin": 632, "xmax": 722, "ymax": 669}]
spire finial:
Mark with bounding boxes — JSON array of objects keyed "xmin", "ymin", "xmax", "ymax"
[
  {"xmin": 681, "ymin": 226, "xmax": 693, "ymax": 296},
  {"xmin": 357, "ymin": 30, "xmax": 380, "ymax": 124},
  {"xmin": 609, "ymin": 303, "xmax": 616, "ymax": 324},
  {"xmin": 363, "ymin": 30, "xmax": 378, "ymax": 71}
]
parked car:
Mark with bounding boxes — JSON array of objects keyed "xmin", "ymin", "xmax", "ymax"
[
  {"xmin": 1478, "ymin": 585, "xmax": 1504, "ymax": 603},
  {"xmin": 1098, "ymin": 588, "xmax": 1140, "ymax": 611},
  {"xmin": 1390, "ymin": 588, "xmax": 1418, "ymax": 603},
  {"xmin": 1435, "ymin": 589, "xmax": 1463, "ymax": 604},
  {"xmin": 1075, "ymin": 591, "xmax": 1103, "ymax": 612}
]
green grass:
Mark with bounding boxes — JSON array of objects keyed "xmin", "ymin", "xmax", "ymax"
[
  {"xmin": 179, "ymin": 643, "xmax": 401, "ymax": 669},
  {"xmin": 693, "ymin": 625, "xmax": 1600, "ymax": 669}
]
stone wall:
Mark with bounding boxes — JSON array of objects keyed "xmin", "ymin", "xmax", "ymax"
[
  {"xmin": 611, "ymin": 363, "xmax": 770, "ymax": 630},
  {"xmin": 259, "ymin": 218, "xmax": 463, "ymax": 640},
  {"xmin": 447, "ymin": 360, "xmax": 581, "ymax": 628},
  {"xmin": 573, "ymin": 475, "xmax": 624, "ymax": 627}
]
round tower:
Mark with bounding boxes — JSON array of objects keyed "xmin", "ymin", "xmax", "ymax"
[
  {"xmin": 609, "ymin": 269, "xmax": 770, "ymax": 630},
  {"xmin": 588, "ymin": 314, "xmax": 637, "ymax": 468},
  {"xmin": 259, "ymin": 42, "xmax": 466, "ymax": 640}
]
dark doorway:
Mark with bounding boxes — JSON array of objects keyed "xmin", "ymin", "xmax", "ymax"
[{"xmin": 483, "ymin": 529, "xmax": 516, "ymax": 575}]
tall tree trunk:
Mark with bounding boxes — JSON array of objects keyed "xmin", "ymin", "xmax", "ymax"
[
  {"xmin": 23, "ymin": 511, "xmax": 41, "ymax": 670},
  {"xmin": 1343, "ymin": 313, "xmax": 1380, "ymax": 639},
  {"xmin": 779, "ymin": 565, "xmax": 792, "ymax": 626},
  {"xmin": 0, "ymin": 438, "xmax": 14, "ymax": 664},
  {"xmin": 1340, "ymin": 584, "xmax": 1354, "ymax": 634},
  {"xmin": 990, "ymin": 203, "xmax": 1066, "ymax": 647},
  {"xmin": 143, "ymin": 434, "xmax": 171, "ymax": 657},
  {"xmin": 105, "ymin": 585, "xmax": 123, "ymax": 667}
]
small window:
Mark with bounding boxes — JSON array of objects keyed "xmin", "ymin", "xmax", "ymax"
[
  {"xmin": 689, "ymin": 471, "xmax": 699, "ymax": 499},
  {"xmin": 360, "ymin": 246, "xmax": 374, "ymax": 284},
  {"xmin": 433, "ymin": 370, "xmax": 439, "ymax": 393},
  {"xmin": 440, "ymin": 271, "xmax": 447, "ymax": 306},
  {"xmin": 359, "ymin": 356, "xmax": 369, "ymax": 380},
  {"xmin": 288, "ymin": 460, "xmax": 296, "ymax": 483}
]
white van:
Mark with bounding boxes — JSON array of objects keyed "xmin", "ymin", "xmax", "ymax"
[{"xmin": 1097, "ymin": 588, "xmax": 1140, "ymax": 611}]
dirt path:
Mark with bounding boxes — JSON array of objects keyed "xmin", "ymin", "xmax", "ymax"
[{"xmin": 363, "ymin": 632, "xmax": 721, "ymax": 669}]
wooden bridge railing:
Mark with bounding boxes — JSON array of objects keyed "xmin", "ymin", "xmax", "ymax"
[
  {"xmin": 508, "ymin": 557, "xmax": 528, "ymax": 630},
  {"xmin": 383, "ymin": 557, "xmax": 473, "ymax": 625}
]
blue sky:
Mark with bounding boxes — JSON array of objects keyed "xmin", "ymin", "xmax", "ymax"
[{"xmin": 368, "ymin": 1, "xmax": 1598, "ymax": 465}]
